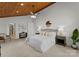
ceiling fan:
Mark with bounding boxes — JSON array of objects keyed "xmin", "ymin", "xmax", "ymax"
[{"xmin": 29, "ymin": 5, "xmax": 40, "ymax": 19}]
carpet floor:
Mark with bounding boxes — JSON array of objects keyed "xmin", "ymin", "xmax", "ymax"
[{"xmin": 1, "ymin": 39, "xmax": 79, "ymax": 57}]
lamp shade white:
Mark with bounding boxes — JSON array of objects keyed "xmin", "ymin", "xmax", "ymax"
[{"xmin": 57, "ymin": 25, "xmax": 65, "ymax": 36}]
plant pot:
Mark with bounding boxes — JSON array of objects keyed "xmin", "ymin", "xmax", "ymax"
[{"xmin": 71, "ymin": 44, "xmax": 78, "ymax": 49}]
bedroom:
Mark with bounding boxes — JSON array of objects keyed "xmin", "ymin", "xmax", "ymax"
[{"xmin": 0, "ymin": 2, "xmax": 79, "ymax": 57}]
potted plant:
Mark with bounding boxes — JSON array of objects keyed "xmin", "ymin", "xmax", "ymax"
[{"xmin": 71, "ymin": 29, "xmax": 79, "ymax": 49}]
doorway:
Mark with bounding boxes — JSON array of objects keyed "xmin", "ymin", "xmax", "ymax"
[{"xmin": 9, "ymin": 23, "xmax": 16, "ymax": 40}]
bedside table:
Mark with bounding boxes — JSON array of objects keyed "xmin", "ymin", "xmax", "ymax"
[
  {"xmin": 19, "ymin": 32, "xmax": 27, "ymax": 38},
  {"xmin": 56, "ymin": 35, "xmax": 66, "ymax": 46}
]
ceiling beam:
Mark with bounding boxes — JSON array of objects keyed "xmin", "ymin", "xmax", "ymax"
[{"xmin": 35, "ymin": 2, "xmax": 56, "ymax": 13}]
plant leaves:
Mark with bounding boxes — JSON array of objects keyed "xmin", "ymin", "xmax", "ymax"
[
  {"xmin": 76, "ymin": 39, "xmax": 79, "ymax": 42},
  {"xmin": 71, "ymin": 29, "xmax": 78, "ymax": 40}
]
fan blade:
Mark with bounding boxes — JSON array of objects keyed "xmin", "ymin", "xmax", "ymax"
[
  {"xmin": 35, "ymin": 13, "xmax": 38, "ymax": 16},
  {"xmin": 35, "ymin": 13, "xmax": 40, "ymax": 16},
  {"xmin": 30, "ymin": 12, "xmax": 34, "ymax": 15}
]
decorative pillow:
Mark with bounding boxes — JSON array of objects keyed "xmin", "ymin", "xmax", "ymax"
[{"xmin": 40, "ymin": 31, "xmax": 49, "ymax": 37}]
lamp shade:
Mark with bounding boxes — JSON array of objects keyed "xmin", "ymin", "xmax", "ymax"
[{"xmin": 57, "ymin": 26, "xmax": 65, "ymax": 36}]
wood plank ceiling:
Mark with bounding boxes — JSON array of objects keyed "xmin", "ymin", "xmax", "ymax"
[{"xmin": 0, "ymin": 2, "xmax": 55, "ymax": 18}]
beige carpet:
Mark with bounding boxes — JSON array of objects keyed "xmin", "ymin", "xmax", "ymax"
[{"xmin": 1, "ymin": 39, "xmax": 79, "ymax": 57}]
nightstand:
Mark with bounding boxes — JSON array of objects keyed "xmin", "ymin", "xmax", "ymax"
[
  {"xmin": 19, "ymin": 32, "xmax": 27, "ymax": 38},
  {"xmin": 56, "ymin": 35, "xmax": 66, "ymax": 46}
]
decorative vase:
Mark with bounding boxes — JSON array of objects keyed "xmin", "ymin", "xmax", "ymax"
[
  {"xmin": 46, "ymin": 24, "xmax": 51, "ymax": 27},
  {"xmin": 46, "ymin": 21, "xmax": 52, "ymax": 27},
  {"xmin": 71, "ymin": 44, "xmax": 77, "ymax": 49}
]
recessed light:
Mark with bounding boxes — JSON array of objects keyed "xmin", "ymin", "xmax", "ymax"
[
  {"xmin": 16, "ymin": 11, "xmax": 19, "ymax": 13},
  {"xmin": 20, "ymin": 3, "xmax": 24, "ymax": 6}
]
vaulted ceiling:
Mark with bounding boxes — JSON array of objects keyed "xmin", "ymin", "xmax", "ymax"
[{"xmin": 0, "ymin": 2, "xmax": 55, "ymax": 18}]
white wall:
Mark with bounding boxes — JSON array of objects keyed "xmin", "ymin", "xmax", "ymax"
[
  {"xmin": 0, "ymin": 20, "xmax": 7, "ymax": 34},
  {"xmin": 36, "ymin": 2, "xmax": 79, "ymax": 46},
  {"xmin": 0, "ymin": 2, "xmax": 79, "ymax": 47},
  {"xmin": 0, "ymin": 16, "xmax": 36, "ymax": 39}
]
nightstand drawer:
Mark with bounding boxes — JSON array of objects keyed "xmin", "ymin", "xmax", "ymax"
[{"xmin": 56, "ymin": 35, "xmax": 66, "ymax": 46}]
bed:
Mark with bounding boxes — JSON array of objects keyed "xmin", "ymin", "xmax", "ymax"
[{"xmin": 27, "ymin": 32, "xmax": 56, "ymax": 53}]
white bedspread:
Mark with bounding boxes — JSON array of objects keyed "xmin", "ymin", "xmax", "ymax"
[{"xmin": 27, "ymin": 35, "xmax": 56, "ymax": 53}]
